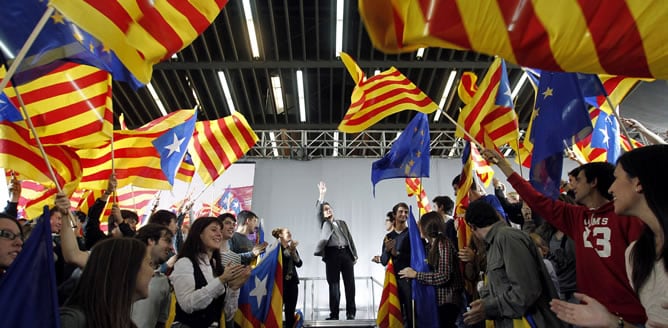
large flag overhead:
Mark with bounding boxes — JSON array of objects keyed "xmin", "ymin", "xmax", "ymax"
[
  {"xmin": 359, "ymin": 0, "xmax": 668, "ymax": 79},
  {"xmin": 50, "ymin": 0, "xmax": 229, "ymax": 84},
  {"xmin": 407, "ymin": 207, "xmax": 439, "ymax": 328},
  {"xmin": 235, "ymin": 245, "xmax": 283, "ymax": 328},
  {"xmin": 2, "ymin": 62, "xmax": 113, "ymax": 148},
  {"xmin": 77, "ymin": 110, "xmax": 197, "ymax": 190},
  {"xmin": 371, "ymin": 113, "xmax": 430, "ymax": 194},
  {"xmin": 338, "ymin": 52, "xmax": 438, "ymax": 133},
  {"xmin": 530, "ymin": 72, "xmax": 603, "ymax": 199},
  {"xmin": 376, "ymin": 259, "xmax": 403, "ymax": 328},
  {"xmin": 0, "ymin": 208, "xmax": 60, "ymax": 328},
  {"xmin": 0, "ymin": 0, "xmax": 141, "ymax": 88},
  {"xmin": 188, "ymin": 112, "xmax": 258, "ymax": 185},
  {"xmin": 455, "ymin": 58, "xmax": 518, "ymax": 150}
]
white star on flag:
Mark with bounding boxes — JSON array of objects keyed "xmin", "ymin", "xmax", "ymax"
[
  {"xmin": 164, "ymin": 133, "xmax": 185, "ymax": 157},
  {"xmin": 250, "ymin": 274, "xmax": 268, "ymax": 307}
]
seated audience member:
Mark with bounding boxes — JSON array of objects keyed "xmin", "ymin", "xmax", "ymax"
[
  {"xmin": 0, "ymin": 213, "xmax": 23, "ymax": 281},
  {"xmin": 399, "ymin": 212, "xmax": 464, "ymax": 328},
  {"xmin": 462, "ymin": 200, "xmax": 564, "ymax": 327},
  {"xmin": 170, "ymin": 217, "xmax": 249, "ymax": 328},
  {"xmin": 551, "ymin": 145, "xmax": 668, "ymax": 327},
  {"xmin": 60, "ymin": 238, "xmax": 154, "ymax": 328},
  {"xmin": 483, "ymin": 149, "xmax": 647, "ymax": 325}
]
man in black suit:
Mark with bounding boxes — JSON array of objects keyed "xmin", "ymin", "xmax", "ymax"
[{"xmin": 313, "ymin": 181, "xmax": 358, "ymax": 321}]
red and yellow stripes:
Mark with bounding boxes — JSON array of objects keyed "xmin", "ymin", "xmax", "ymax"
[
  {"xmin": 188, "ymin": 112, "xmax": 258, "ymax": 185},
  {"xmin": 3, "ymin": 62, "xmax": 112, "ymax": 148},
  {"xmin": 77, "ymin": 110, "xmax": 195, "ymax": 191},
  {"xmin": 377, "ymin": 259, "xmax": 403, "ymax": 328},
  {"xmin": 338, "ymin": 52, "xmax": 438, "ymax": 133},
  {"xmin": 405, "ymin": 177, "xmax": 432, "ymax": 216},
  {"xmin": 455, "ymin": 58, "xmax": 518, "ymax": 150},
  {"xmin": 176, "ymin": 159, "xmax": 196, "ymax": 183},
  {"xmin": 360, "ymin": 0, "xmax": 668, "ymax": 79},
  {"xmin": 50, "ymin": 0, "xmax": 228, "ymax": 83}
]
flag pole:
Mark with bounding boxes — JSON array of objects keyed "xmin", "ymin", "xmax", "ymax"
[
  {"xmin": 12, "ymin": 86, "xmax": 62, "ymax": 194},
  {"xmin": 442, "ymin": 111, "xmax": 485, "ymax": 150},
  {"xmin": 190, "ymin": 182, "xmax": 214, "ymax": 204},
  {"xmin": 0, "ymin": 6, "xmax": 55, "ymax": 92},
  {"xmin": 515, "ymin": 138, "xmax": 524, "ymax": 178}
]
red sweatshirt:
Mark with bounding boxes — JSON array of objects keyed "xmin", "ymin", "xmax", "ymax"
[{"xmin": 508, "ymin": 173, "xmax": 647, "ymax": 324}]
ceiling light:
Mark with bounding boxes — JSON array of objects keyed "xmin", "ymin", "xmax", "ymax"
[
  {"xmin": 296, "ymin": 70, "xmax": 306, "ymax": 122},
  {"xmin": 335, "ymin": 0, "xmax": 344, "ymax": 57},
  {"xmin": 433, "ymin": 70, "xmax": 457, "ymax": 122},
  {"xmin": 217, "ymin": 71, "xmax": 236, "ymax": 114},
  {"xmin": 333, "ymin": 131, "xmax": 339, "ymax": 157},
  {"xmin": 147, "ymin": 82, "xmax": 168, "ymax": 116},
  {"xmin": 510, "ymin": 72, "xmax": 528, "ymax": 99},
  {"xmin": 185, "ymin": 76, "xmax": 202, "ymax": 110},
  {"xmin": 270, "ymin": 76, "xmax": 285, "ymax": 114},
  {"xmin": 374, "ymin": 69, "xmax": 381, "ymax": 76},
  {"xmin": 242, "ymin": 0, "xmax": 260, "ymax": 58},
  {"xmin": 416, "ymin": 48, "xmax": 425, "ymax": 59},
  {"xmin": 171, "ymin": 53, "xmax": 178, "ymax": 60},
  {"xmin": 269, "ymin": 131, "xmax": 279, "ymax": 157}
]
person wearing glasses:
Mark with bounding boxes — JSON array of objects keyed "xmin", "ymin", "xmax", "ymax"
[{"xmin": 0, "ymin": 213, "xmax": 23, "ymax": 281}]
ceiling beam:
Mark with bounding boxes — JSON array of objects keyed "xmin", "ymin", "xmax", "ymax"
[{"xmin": 155, "ymin": 59, "xmax": 514, "ymax": 70}]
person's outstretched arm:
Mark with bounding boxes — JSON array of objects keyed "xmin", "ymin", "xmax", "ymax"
[
  {"xmin": 57, "ymin": 193, "xmax": 89, "ymax": 269},
  {"xmin": 622, "ymin": 117, "xmax": 667, "ymax": 145}
]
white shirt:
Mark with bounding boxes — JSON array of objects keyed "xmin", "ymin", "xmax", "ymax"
[{"xmin": 170, "ymin": 255, "xmax": 226, "ymax": 313}]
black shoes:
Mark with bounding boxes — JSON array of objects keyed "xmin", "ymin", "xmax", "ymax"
[
  {"xmin": 325, "ymin": 316, "xmax": 338, "ymax": 320},
  {"xmin": 346, "ymin": 314, "xmax": 355, "ymax": 320}
]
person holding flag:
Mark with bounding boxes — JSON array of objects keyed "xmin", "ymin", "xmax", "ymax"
[
  {"xmin": 398, "ymin": 211, "xmax": 464, "ymax": 327},
  {"xmin": 272, "ymin": 227, "xmax": 302, "ymax": 328}
]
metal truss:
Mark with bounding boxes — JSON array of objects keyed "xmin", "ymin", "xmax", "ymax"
[{"xmin": 246, "ymin": 129, "xmax": 472, "ymax": 159}]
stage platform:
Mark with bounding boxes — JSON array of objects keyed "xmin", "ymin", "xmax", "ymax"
[{"xmin": 304, "ymin": 319, "xmax": 377, "ymax": 327}]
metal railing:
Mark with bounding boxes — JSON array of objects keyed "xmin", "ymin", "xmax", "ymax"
[{"xmin": 297, "ymin": 276, "xmax": 384, "ymax": 321}]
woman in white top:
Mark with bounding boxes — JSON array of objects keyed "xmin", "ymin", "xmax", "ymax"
[
  {"xmin": 551, "ymin": 145, "xmax": 668, "ymax": 327},
  {"xmin": 170, "ymin": 217, "xmax": 248, "ymax": 328}
]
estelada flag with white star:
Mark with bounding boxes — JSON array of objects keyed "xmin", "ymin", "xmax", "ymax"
[
  {"xmin": 235, "ymin": 244, "xmax": 283, "ymax": 328},
  {"xmin": 76, "ymin": 109, "xmax": 196, "ymax": 190}
]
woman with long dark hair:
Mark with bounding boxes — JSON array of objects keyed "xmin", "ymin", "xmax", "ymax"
[
  {"xmin": 169, "ymin": 217, "xmax": 247, "ymax": 328},
  {"xmin": 60, "ymin": 238, "xmax": 154, "ymax": 328},
  {"xmin": 551, "ymin": 144, "xmax": 668, "ymax": 327},
  {"xmin": 272, "ymin": 227, "xmax": 303, "ymax": 328},
  {"xmin": 398, "ymin": 211, "xmax": 464, "ymax": 327}
]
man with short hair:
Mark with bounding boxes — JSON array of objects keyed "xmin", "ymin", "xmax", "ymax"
[
  {"xmin": 462, "ymin": 200, "xmax": 564, "ymax": 327},
  {"xmin": 230, "ymin": 210, "xmax": 267, "ymax": 265},
  {"xmin": 482, "ymin": 150, "xmax": 647, "ymax": 325},
  {"xmin": 433, "ymin": 195, "xmax": 458, "ymax": 247},
  {"xmin": 380, "ymin": 202, "xmax": 413, "ymax": 328},
  {"xmin": 132, "ymin": 224, "xmax": 174, "ymax": 328},
  {"xmin": 314, "ymin": 181, "xmax": 358, "ymax": 321}
]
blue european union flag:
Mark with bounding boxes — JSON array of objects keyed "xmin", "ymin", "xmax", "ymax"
[
  {"xmin": 591, "ymin": 110, "xmax": 621, "ymax": 163},
  {"xmin": 152, "ymin": 112, "xmax": 197, "ymax": 185},
  {"xmin": 530, "ymin": 72, "xmax": 603, "ymax": 198},
  {"xmin": 407, "ymin": 206, "xmax": 439, "ymax": 328},
  {"xmin": 0, "ymin": 93, "xmax": 23, "ymax": 122},
  {"xmin": 371, "ymin": 113, "xmax": 430, "ymax": 195},
  {"xmin": 0, "ymin": 0, "xmax": 142, "ymax": 88},
  {"xmin": 0, "ymin": 207, "xmax": 60, "ymax": 328}
]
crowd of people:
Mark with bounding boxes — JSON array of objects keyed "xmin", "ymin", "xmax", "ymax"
[{"xmin": 0, "ymin": 129, "xmax": 667, "ymax": 328}]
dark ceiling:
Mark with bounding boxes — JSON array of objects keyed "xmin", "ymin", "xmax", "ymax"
[{"xmin": 112, "ymin": 0, "xmax": 537, "ymax": 133}]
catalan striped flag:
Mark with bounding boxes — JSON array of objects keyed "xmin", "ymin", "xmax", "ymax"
[
  {"xmin": 457, "ymin": 72, "xmax": 478, "ymax": 105},
  {"xmin": 338, "ymin": 52, "xmax": 438, "ymax": 133},
  {"xmin": 405, "ymin": 177, "xmax": 431, "ymax": 216},
  {"xmin": 77, "ymin": 110, "xmax": 197, "ymax": 191},
  {"xmin": 188, "ymin": 112, "xmax": 258, "ymax": 185},
  {"xmin": 101, "ymin": 186, "xmax": 158, "ymax": 219},
  {"xmin": 0, "ymin": 120, "xmax": 81, "ymax": 208},
  {"xmin": 176, "ymin": 152, "xmax": 196, "ymax": 183},
  {"xmin": 377, "ymin": 259, "xmax": 403, "ymax": 328},
  {"xmin": 470, "ymin": 143, "xmax": 494, "ymax": 187},
  {"xmin": 2, "ymin": 62, "xmax": 113, "ymax": 148},
  {"xmin": 359, "ymin": 0, "xmax": 668, "ymax": 79},
  {"xmin": 455, "ymin": 58, "xmax": 518, "ymax": 150},
  {"xmin": 455, "ymin": 142, "xmax": 474, "ymax": 250},
  {"xmin": 234, "ymin": 245, "xmax": 283, "ymax": 328},
  {"xmin": 5, "ymin": 179, "xmax": 51, "ymax": 219},
  {"xmin": 50, "ymin": 0, "xmax": 229, "ymax": 83}
]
